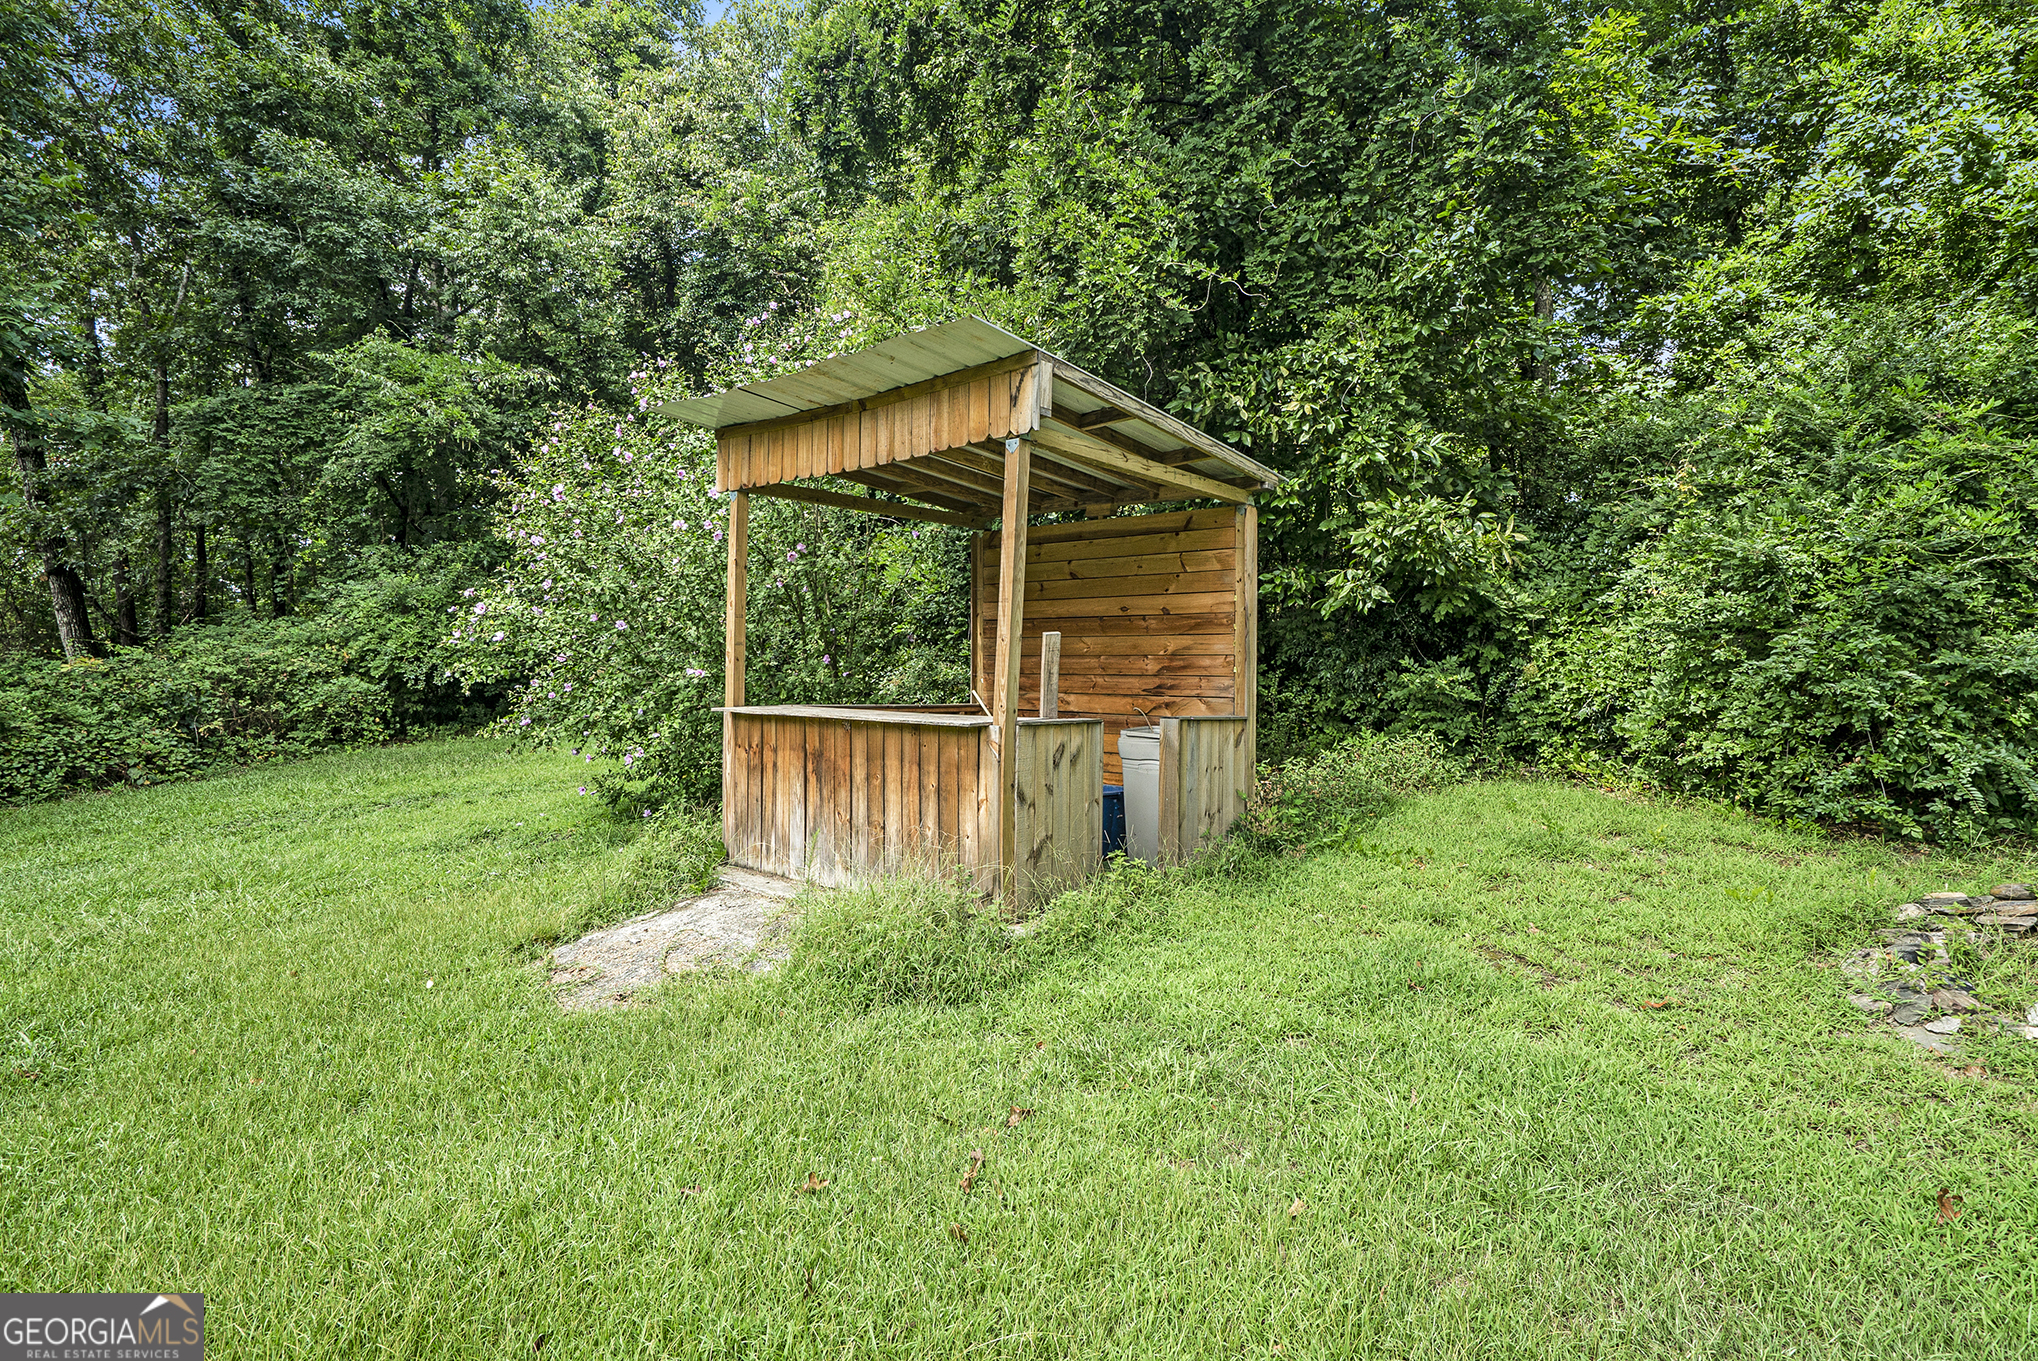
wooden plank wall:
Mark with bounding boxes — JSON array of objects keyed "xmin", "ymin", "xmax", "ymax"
[
  {"xmin": 1010, "ymin": 719, "xmax": 1103, "ymax": 909},
  {"xmin": 1157, "ymin": 716, "xmax": 1252, "ymax": 862},
  {"xmin": 722, "ymin": 712, "xmax": 996, "ymax": 891},
  {"xmin": 973, "ymin": 507, "xmax": 1243, "ymax": 784},
  {"xmin": 717, "ymin": 358, "xmax": 1040, "ymax": 491}
]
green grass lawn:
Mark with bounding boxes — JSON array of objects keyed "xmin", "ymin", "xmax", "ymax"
[{"xmin": 4, "ymin": 737, "xmax": 2038, "ymax": 1358}]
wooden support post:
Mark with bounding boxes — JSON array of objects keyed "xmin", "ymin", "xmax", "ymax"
[
  {"xmin": 725, "ymin": 491, "xmax": 748, "ymax": 706},
  {"xmin": 1039, "ymin": 631, "xmax": 1061, "ymax": 719},
  {"xmin": 991, "ymin": 438, "xmax": 1032, "ymax": 898},
  {"xmin": 722, "ymin": 490, "xmax": 749, "ymax": 863},
  {"xmin": 1234, "ymin": 503, "xmax": 1258, "ymax": 776}
]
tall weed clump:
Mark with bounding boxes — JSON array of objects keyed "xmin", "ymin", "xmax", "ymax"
[
  {"xmin": 1247, "ymin": 730, "xmax": 1469, "ymax": 853},
  {"xmin": 785, "ymin": 878, "xmax": 1023, "ymax": 1009}
]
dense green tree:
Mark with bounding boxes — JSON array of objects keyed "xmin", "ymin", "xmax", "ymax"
[{"xmin": 6, "ymin": 0, "xmax": 2036, "ymax": 835}]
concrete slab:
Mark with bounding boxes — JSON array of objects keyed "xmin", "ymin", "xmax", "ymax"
[{"xmin": 549, "ymin": 866, "xmax": 801, "ymax": 1010}]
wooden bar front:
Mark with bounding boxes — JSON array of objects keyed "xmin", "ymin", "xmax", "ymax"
[{"xmin": 720, "ymin": 706, "xmax": 1101, "ymax": 907}]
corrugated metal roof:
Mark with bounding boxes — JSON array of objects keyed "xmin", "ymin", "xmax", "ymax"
[
  {"xmin": 653, "ymin": 318, "xmax": 1036, "ymax": 429},
  {"xmin": 653, "ymin": 316, "xmax": 1281, "ymax": 490}
]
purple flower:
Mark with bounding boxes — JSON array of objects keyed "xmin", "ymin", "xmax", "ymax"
[
  {"xmin": 615, "ymin": 620, "xmax": 628, "ymax": 630},
  {"xmin": 472, "ymin": 602, "xmax": 486, "ymax": 616},
  {"xmin": 519, "ymin": 716, "xmax": 530, "ymax": 725},
  {"xmin": 531, "ymin": 536, "xmax": 544, "ymax": 546},
  {"xmin": 552, "ymin": 484, "xmax": 565, "ymax": 501},
  {"xmin": 492, "ymin": 631, "xmax": 505, "ymax": 641},
  {"xmin": 786, "ymin": 551, "xmax": 796, "ymax": 562},
  {"xmin": 673, "ymin": 519, "xmax": 687, "ymax": 530},
  {"xmin": 623, "ymin": 754, "xmax": 634, "ymax": 766},
  {"xmin": 822, "ymin": 654, "xmax": 832, "ymax": 664},
  {"xmin": 578, "ymin": 785, "xmax": 587, "ymax": 795}
]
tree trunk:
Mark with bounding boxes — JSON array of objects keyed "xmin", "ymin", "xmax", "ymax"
[
  {"xmin": 153, "ymin": 365, "xmax": 174, "ymax": 638},
  {"xmin": 269, "ymin": 531, "xmax": 291, "ymax": 617},
  {"xmin": 192, "ymin": 521, "xmax": 208, "ymax": 622},
  {"xmin": 112, "ymin": 552, "xmax": 140, "ymax": 644},
  {"xmin": 3, "ymin": 367, "xmax": 98, "ymax": 659},
  {"xmin": 1533, "ymin": 274, "xmax": 1554, "ymax": 392},
  {"xmin": 43, "ymin": 552, "xmax": 95, "ymax": 658}
]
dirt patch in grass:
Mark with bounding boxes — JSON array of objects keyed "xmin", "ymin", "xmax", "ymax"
[{"xmin": 1477, "ymin": 945, "xmax": 1568, "ymax": 989}]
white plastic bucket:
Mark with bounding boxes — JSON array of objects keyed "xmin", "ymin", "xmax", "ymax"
[{"xmin": 1117, "ymin": 725, "xmax": 1160, "ymax": 865}]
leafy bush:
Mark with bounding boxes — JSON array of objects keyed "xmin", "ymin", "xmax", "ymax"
[
  {"xmin": 1512, "ymin": 304, "xmax": 2038, "ymax": 841},
  {"xmin": 0, "ymin": 549, "xmax": 497, "ymax": 803},
  {"xmin": 448, "ymin": 354, "xmax": 975, "ymax": 810},
  {"xmin": 0, "ymin": 620, "xmax": 393, "ymax": 802}
]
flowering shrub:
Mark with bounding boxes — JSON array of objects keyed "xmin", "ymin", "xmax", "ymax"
[{"xmin": 449, "ymin": 351, "xmax": 973, "ymax": 809}]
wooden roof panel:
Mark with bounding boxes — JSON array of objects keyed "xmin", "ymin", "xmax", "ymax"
[{"xmin": 657, "ymin": 318, "xmax": 1282, "ymax": 492}]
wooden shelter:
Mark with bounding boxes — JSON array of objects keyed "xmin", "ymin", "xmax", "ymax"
[{"xmin": 655, "ymin": 318, "xmax": 1280, "ymax": 905}]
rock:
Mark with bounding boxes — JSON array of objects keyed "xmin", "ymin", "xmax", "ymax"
[
  {"xmin": 1847, "ymin": 994, "xmax": 1894, "ymax": 1015},
  {"xmin": 1920, "ymin": 892, "xmax": 1972, "ymax": 907},
  {"xmin": 1896, "ymin": 1024, "xmax": 1961, "ymax": 1055},
  {"xmin": 1991, "ymin": 883, "xmax": 2035, "ymax": 901},
  {"xmin": 1975, "ymin": 915, "xmax": 2035, "ymax": 932},
  {"xmin": 2026, "ymin": 1002, "xmax": 2038, "ymax": 1028},
  {"xmin": 1891, "ymin": 1001, "xmax": 1931, "ymax": 1025},
  {"xmin": 1923, "ymin": 1016, "xmax": 1963, "ymax": 1035},
  {"xmin": 1984, "ymin": 902, "xmax": 2038, "ymax": 917},
  {"xmin": 1929, "ymin": 988, "xmax": 1984, "ymax": 1012},
  {"xmin": 1896, "ymin": 903, "xmax": 1929, "ymax": 920}
]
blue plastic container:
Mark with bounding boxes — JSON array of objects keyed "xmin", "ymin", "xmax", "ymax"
[{"xmin": 1101, "ymin": 784, "xmax": 1126, "ymax": 861}]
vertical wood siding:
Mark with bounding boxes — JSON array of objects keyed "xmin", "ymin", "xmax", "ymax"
[
  {"xmin": 1010, "ymin": 719, "xmax": 1103, "ymax": 909},
  {"xmin": 716, "ymin": 358, "xmax": 1039, "ymax": 492},
  {"xmin": 721, "ymin": 710, "xmax": 1105, "ymax": 904},
  {"xmin": 1157, "ymin": 716, "xmax": 1252, "ymax": 864}
]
